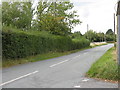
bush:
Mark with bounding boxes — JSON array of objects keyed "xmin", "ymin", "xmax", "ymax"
[{"xmin": 2, "ymin": 27, "xmax": 90, "ymax": 59}]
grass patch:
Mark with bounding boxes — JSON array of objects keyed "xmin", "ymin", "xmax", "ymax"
[
  {"xmin": 3, "ymin": 46, "xmax": 91, "ymax": 68},
  {"xmin": 86, "ymin": 47, "xmax": 119, "ymax": 81}
]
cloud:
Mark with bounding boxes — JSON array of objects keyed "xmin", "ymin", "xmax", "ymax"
[{"xmin": 71, "ymin": 0, "xmax": 117, "ymax": 34}]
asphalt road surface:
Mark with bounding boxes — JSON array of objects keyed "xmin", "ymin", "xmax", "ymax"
[{"xmin": 1, "ymin": 44, "xmax": 118, "ymax": 88}]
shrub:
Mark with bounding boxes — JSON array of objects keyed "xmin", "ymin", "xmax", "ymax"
[{"xmin": 2, "ymin": 27, "xmax": 90, "ymax": 59}]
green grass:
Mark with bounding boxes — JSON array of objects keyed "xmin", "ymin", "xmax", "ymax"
[
  {"xmin": 3, "ymin": 46, "xmax": 91, "ymax": 68},
  {"xmin": 86, "ymin": 47, "xmax": 119, "ymax": 81}
]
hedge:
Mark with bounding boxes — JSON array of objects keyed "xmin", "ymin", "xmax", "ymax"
[{"xmin": 2, "ymin": 27, "xmax": 90, "ymax": 59}]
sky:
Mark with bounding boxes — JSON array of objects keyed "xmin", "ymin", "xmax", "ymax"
[{"xmin": 70, "ymin": 0, "xmax": 118, "ymax": 34}]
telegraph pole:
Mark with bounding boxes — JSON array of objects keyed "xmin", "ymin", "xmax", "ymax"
[
  {"xmin": 114, "ymin": 13, "xmax": 116, "ymax": 47},
  {"xmin": 117, "ymin": 0, "xmax": 120, "ymax": 65},
  {"xmin": 114, "ymin": 13, "xmax": 116, "ymax": 35},
  {"xmin": 87, "ymin": 24, "xmax": 89, "ymax": 40},
  {"xmin": 87, "ymin": 24, "xmax": 89, "ymax": 31}
]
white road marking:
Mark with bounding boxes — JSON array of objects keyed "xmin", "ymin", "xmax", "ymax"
[
  {"xmin": 50, "ymin": 59, "xmax": 69, "ymax": 67},
  {"xmin": 82, "ymin": 78, "xmax": 89, "ymax": 82},
  {"xmin": 0, "ymin": 71, "xmax": 39, "ymax": 86},
  {"xmin": 83, "ymin": 53, "xmax": 87, "ymax": 54},
  {"xmin": 74, "ymin": 85, "xmax": 81, "ymax": 88},
  {"xmin": 50, "ymin": 52, "xmax": 89, "ymax": 67},
  {"xmin": 75, "ymin": 56, "xmax": 79, "ymax": 58}
]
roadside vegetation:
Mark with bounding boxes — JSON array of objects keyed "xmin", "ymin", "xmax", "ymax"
[
  {"xmin": 2, "ymin": 2, "xmax": 90, "ymax": 67},
  {"xmin": 2, "ymin": 26, "xmax": 90, "ymax": 59},
  {"xmin": 3, "ymin": 41, "xmax": 108, "ymax": 68},
  {"xmin": 3, "ymin": 47, "xmax": 91, "ymax": 68},
  {"xmin": 84, "ymin": 29, "xmax": 116, "ymax": 42},
  {"xmin": 86, "ymin": 47, "xmax": 119, "ymax": 82},
  {"xmin": 2, "ymin": 2, "xmax": 116, "ymax": 68}
]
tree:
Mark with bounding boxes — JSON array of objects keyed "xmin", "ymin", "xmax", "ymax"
[
  {"xmin": 71, "ymin": 31, "xmax": 82, "ymax": 39},
  {"xmin": 97, "ymin": 32, "xmax": 105, "ymax": 42},
  {"xmin": 105, "ymin": 29, "xmax": 116, "ymax": 41},
  {"xmin": 106, "ymin": 29, "xmax": 114, "ymax": 35},
  {"xmin": 2, "ymin": 2, "xmax": 33, "ymax": 30},
  {"xmin": 84, "ymin": 30, "xmax": 105, "ymax": 42},
  {"xmin": 33, "ymin": 1, "xmax": 81, "ymax": 35},
  {"xmin": 84, "ymin": 30, "xmax": 97, "ymax": 42}
]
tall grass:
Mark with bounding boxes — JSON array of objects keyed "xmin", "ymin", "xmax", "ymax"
[{"xmin": 86, "ymin": 47, "xmax": 119, "ymax": 81}]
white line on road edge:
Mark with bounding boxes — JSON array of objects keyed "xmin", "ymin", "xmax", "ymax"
[
  {"xmin": 74, "ymin": 85, "xmax": 81, "ymax": 88},
  {"xmin": 49, "ymin": 60, "xmax": 69, "ymax": 67},
  {"xmin": 0, "ymin": 71, "xmax": 39, "ymax": 86}
]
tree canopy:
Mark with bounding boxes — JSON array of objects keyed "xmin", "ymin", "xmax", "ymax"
[
  {"xmin": 2, "ymin": 2, "xmax": 33, "ymax": 30},
  {"xmin": 106, "ymin": 29, "xmax": 114, "ymax": 35},
  {"xmin": 32, "ymin": 1, "xmax": 81, "ymax": 35}
]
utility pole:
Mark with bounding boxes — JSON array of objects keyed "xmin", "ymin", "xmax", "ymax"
[
  {"xmin": 87, "ymin": 24, "xmax": 89, "ymax": 40},
  {"xmin": 117, "ymin": 0, "xmax": 120, "ymax": 65},
  {"xmin": 114, "ymin": 13, "xmax": 116, "ymax": 35},
  {"xmin": 87, "ymin": 24, "xmax": 89, "ymax": 31},
  {"xmin": 114, "ymin": 13, "xmax": 116, "ymax": 47}
]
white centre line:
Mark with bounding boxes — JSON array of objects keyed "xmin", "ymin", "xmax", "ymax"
[
  {"xmin": 83, "ymin": 53, "xmax": 87, "ymax": 54},
  {"xmin": 74, "ymin": 85, "xmax": 81, "ymax": 88},
  {"xmin": 49, "ymin": 59, "xmax": 69, "ymax": 67},
  {"xmin": 0, "ymin": 71, "xmax": 39, "ymax": 86},
  {"xmin": 82, "ymin": 79, "xmax": 89, "ymax": 82}
]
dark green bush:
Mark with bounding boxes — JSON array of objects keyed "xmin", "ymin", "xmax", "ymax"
[{"xmin": 2, "ymin": 27, "xmax": 90, "ymax": 59}]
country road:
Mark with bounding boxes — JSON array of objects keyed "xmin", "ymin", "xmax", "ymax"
[{"xmin": 1, "ymin": 44, "xmax": 118, "ymax": 88}]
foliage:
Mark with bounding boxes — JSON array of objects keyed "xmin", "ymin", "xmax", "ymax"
[
  {"xmin": 3, "ymin": 47, "xmax": 91, "ymax": 68},
  {"xmin": 84, "ymin": 30, "xmax": 103, "ymax": 42},
  {"xmin": 2, "ymin": 1, "xmax": 90, "ymax": 60},
  {"xmin": 72, "ymin": 37, "xmax": 90, "ymax": 50},
  {"xmin": 84, "ymin": 30, "xmax": 116, "ymax": 42},
  {"xmin": 32, "ymin": 2, "xmax": 81, "ymax": 36},
  {"xmin": 70, "ymin": 31, "xmax": 82, "ymax": 39},
  {"xmin": 2, "ymin": 26, "xmax": 90, "ymax": 59},
  {"xmin": 106, "ymin": 34, "xmax": 116, "ymax": 41},
  {"xmin": 106, "ymin": 29, "xmax": 114, "ymax": 35},
  {"xmin": 105, "ymin": 29, "xmax": 116, "ymax": 42},
  {"xmin": 2, "ymin": 2, "xmax": 33, "ymax": 30}
]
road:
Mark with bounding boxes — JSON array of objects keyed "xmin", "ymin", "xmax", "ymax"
[{"xmin": 1, "ymin": 44, "xmax": 118, "ymax": 88}]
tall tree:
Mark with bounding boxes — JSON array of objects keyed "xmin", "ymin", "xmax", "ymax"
[
  {"xmin": 34, "ymin": 1, "xmax": 81, "ymax": 35},
  {"xmin": 106, "ymin": 29, "xmax": 114, "ymax": 35},
  {"xmin": 2, "ymin": 2, "xmax": 33, "ymax": 30}
]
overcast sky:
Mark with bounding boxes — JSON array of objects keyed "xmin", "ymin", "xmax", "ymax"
[{"xmin": 70, "ymin": 0, "xmax": 118, "ymax": 34}]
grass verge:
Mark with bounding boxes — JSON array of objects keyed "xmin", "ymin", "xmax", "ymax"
[
  {"xmin": 3, "ymin": 46, "xmax": 91, "ymax": 68},
  {"xmin": 86, "ymin": 47, "xmax": 119, "ymax": 82}
]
